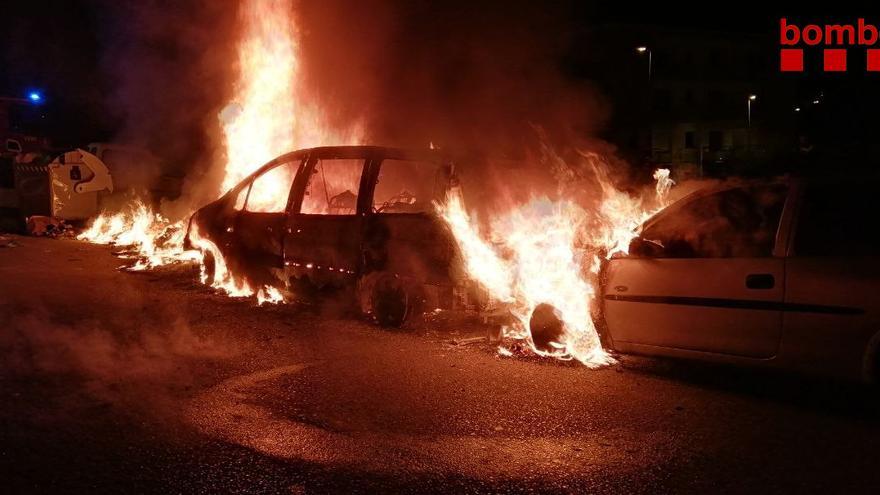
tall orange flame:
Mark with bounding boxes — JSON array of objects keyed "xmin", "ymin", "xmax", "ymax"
[
  {"xmin": 80, "ymin": 0, "xmax": 361, "ymax": 300},
  {"xmin": 220, "ymin": 0, "xmax": 361, "ymax": 211},
  {"xmin": 436, "ymin": 159, "xmax": 673, "ymax": 366}
]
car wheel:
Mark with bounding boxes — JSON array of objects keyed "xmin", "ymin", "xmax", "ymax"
[
  {"xmin": 529, "ymin": 303, "xmax": 565, "ymax": 353},
  {"xmin": 367, "ymin": 273, "xmax": 412, "ymax": 328}
]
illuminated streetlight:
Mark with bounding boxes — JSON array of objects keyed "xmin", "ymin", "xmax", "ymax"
[
  {"xmin": 795, "ymin": 107, "xmax": 801, "ymax": 112},
  {"xmin": 27, "ymin": 91, "xmax": 42, "ymax": 103}
]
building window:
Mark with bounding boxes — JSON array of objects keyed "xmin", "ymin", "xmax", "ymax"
[{"xmin": 684, "ymin": 131, "xmax": 696, "ymax": 149}]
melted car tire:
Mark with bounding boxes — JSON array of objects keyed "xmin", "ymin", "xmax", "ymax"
[{"xmin": 529, "ymin": 303, "xmax": 565, "ymax": 353}]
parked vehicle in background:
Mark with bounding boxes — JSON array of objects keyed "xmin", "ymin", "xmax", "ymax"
[
  {"xmin": 598, "ymin": 177, "xmax": 880, "ymax": 382},
  {"xmin": 185, "ymin": 146, "xmax": 475, "ymax": 326}
]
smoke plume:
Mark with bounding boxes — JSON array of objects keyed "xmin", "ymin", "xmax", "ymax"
[{"xmin": 94, "ymin": 0, "xmax": 616, "ymax": 212}]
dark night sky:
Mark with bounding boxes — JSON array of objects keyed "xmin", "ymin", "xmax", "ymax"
[
  {"xmin": 2, "ymin": 1, "xmax": 111, "ymax": 143},
  {"xmin": 2, "ymin": 1, "xmax": 879, "ymax": 158}
]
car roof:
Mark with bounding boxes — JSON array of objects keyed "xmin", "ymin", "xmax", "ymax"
[
  {"xmin": 226, "ymin": 145, "xmax": 453, "ymax": 196},
  {"xmin": 639, "ymin": 176, "xmax": 793, "ymax": 231},
  {"xmin": 674, "ymin": 176, "xmax": 791, "ymax": 201},
  {"xmin": 268, "ymin": 145, "xmax": 451, "ymax": 165}
]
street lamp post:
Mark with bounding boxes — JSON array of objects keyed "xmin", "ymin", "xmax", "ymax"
[
  {"xmin": 636, "ymin": 46, "xmax": 652, "ymax": 81},
  {"xmin": 747, "ymin": 94, "xmax": 756, "ymax": 128},
  {"xmin": 635, "ymin": 46, "xmax": 654, "ymax": 167},
  {"xmin": 747, "ymin": 94, "xmax": 757, "ymax": 154}
]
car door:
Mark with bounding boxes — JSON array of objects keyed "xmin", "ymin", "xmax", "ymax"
[
  {"xmin": 194, "ymin": 181, "xmax": 250, "ymax": 267},
  {"xmin": 360, "ymin": 156, "xmax": 455, "ymax": 283},
  {"xmin": 232, "ymin": 157, "xmax": 301, "ymax": 286},
  {"xmin": 284, "ymin": 154, "xmax": 369, "ymax": 287},
  {"xmin": 782, "ymin": 181, "xmax": 880, "ymax": 379},
  {"xmin": 603, "ymin": 184, "xmax": 790, "ymax": 358}
]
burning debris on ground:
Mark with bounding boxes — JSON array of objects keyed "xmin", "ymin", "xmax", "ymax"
[
  {"xmin": 25, "ymin": 215, "xmax": 74, "ymax": 238},
  {"xmin": 3, "ymin": 0, "xmax": 880, "ymax": 493}
]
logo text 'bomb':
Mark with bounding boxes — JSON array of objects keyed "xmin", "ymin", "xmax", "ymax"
[{"xmin": 779, "ymin": 18, "xmax": 880, "ymax": 72}]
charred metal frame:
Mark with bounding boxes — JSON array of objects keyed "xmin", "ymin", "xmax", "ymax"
[{"xmin": 186, "ymin": 146, "xmax": 466, "ymax": 318}]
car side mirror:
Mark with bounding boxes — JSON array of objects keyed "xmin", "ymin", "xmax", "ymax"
[{"xmin": 628, "ymin": 237, "xmax": 666, "ymax": 258}]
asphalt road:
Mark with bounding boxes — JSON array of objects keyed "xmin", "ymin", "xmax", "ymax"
[{"xmin": 2, "ymin": 236, "xmax": 879, "ymax": 494}]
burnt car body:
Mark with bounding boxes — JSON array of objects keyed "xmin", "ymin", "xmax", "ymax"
[
  {"xmin": 185, "ymin": 146, "xmax": 468, "ymax": 325},
  {"xmin": 597, "ymin": 177, "xmax": 880, "ymax": 382}
]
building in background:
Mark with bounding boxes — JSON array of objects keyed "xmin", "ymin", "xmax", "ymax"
[{"xmin": 573, "ymin": 24, "xmax": 803, "ymax": 178}]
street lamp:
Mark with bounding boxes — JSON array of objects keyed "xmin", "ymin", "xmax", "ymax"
[
  {"xmin": 747, "ymin": 94, "xmax": 757, "ymax": 128},
  {"xmin": 635, "ymin": 46, "xmax": 654, "ymax": 163},
  {"xmin": 745, "ymin": 94, "xmax": 758, "ymax": 155},
  {"xmin": 636, "ymin": 46, "xmax": 652, "ymax": 81}
]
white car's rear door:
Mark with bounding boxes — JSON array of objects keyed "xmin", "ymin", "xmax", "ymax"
[{"xmin": 781, "ymin": 181, "xmax": 879, "ymax": 378}]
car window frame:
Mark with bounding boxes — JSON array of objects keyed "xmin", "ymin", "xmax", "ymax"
[
  {"xmin": 369, "ymin": 157, "xmax": 446, "ymax": 216},
  {"xmin": 242, "ymin": 157, "xmax": 303, "ymax": 214},
  {"xmin": 290, "ymin": 154, "xmax": 371, "ymax": 216},
  {"xmin": 638, "ymin": 182, "xmax": 791, "ymax": 259},
  {"xmin": 224, "ymin": 153, "xmax": 307, "ymax": 215},
  {"xmin": 788, "ymin": 180, "xmax": 880, "ymax": 258},
  {"xmin": 232, "ymin": 182, "xmax": 251, "ymax": 212}
]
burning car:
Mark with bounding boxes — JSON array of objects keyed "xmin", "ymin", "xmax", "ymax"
[
  {"xmin": 184, "ymin": 145, "xmax": 471, "ymax": 326},
  {"xmin": 599, "ymin": 177, "xmax": 880, "ymax": 382}
]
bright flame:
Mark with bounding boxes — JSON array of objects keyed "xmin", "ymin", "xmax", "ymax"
[
  {"xmin": 437, "ymin": 161, "xmax": 674, "ymax": 367},
  {"xmin": 594, "ymin": 168, "xmax": 673, "ymax": 258},
  {"xmin": 437, "ymin": 189, "xmax": 514, "ymax": 303},
  {"xmin": 77, "ymin": 199, "xmax": 198, "ymax": 270},
  {"xmin": 79, "ymin": 0, "xmax": 361, "ymax": 301},
  {"xmin": 257, "ymin": 286, "xmax": 284, "ymax": 305},
  {"xmin": 437, "ymin": 192, "xmax": 610, "ymax": 366},
  {"xmin": 187, "ymin": 223, "xmax": 282, "ymax": 302},
  {"xmin": 653, "ymin": 168, "xmax": 674, "ymax": 205},
  {"xmin": 219, "ymin": 0, "xmax": 360, "ymax": 211}
]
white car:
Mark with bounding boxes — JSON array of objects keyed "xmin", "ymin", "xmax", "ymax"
[{"xmin": 599, "ymin": 177, "xmax": 880, "ymax": 382}]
